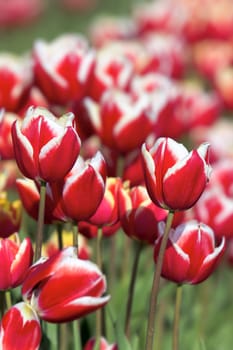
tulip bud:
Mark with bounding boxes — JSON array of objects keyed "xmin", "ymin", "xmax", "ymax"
[
  {"xmin": 141, "ymin": 137, "xmax": 211, "ymax": 211},
  {"xmin": 0, "ymin": 234, "xmax": 33, "ymax": 290},
  {"xmin": 11, "ymin": 106, "xmax": 81, "ymax": 182},
  {"xmin": 0, "ymin": 302, "xmax": 41, "ymax": 350},
  {"xmin": 154, "ymin": 220, "xmax": 225, "ymax": 284}
]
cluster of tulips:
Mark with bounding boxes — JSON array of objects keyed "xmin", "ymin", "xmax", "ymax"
[{"xmin": 0, "ymin": 0, "xmax": 233, "ymax": 349}]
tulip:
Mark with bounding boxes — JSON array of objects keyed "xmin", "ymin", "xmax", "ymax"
[
  {"xmin": 194, "ymin": 160, "xmax": 233, "ymax": 239},
  {"xmin": 33, "ymin": 34, "xmax": 95, "ymax": 105},
  {"xmin": 0, "ymin": 111, "xmax": 19, "ymax": 160},
  {"xmin": 11, "ymin": 106, "xmax": 81, "ymax": 182},
  {"xmin": 22, "ymin": 247, "xmax": 110, "ymax": 323},
  {"xmin": 141, "ymin": 137, "xmax": 211, "ymax": 211},
  {"xmin": 87, "ymin": 46, "xmax": 134, "ymax": 101},
  {"xmin": 0, "ymin": 0, "xmax": 43, "ymax": 28},
  {"xmin": 154, "ymin": 220, "xmax": 226, "ymax": 284},
  {"xmin": 0, "ymin": 234, "xmax": 33, "ymax": 290},
  {"xmin": 84, "ymin": 336, "xmax": 118, "ymax": 350},
  {"xmin": 85, "ymin": 88, "xmax": 155, "ymax": 154},
  {"xmin": 60, "ymin": 152, "xmax": 107, "ymax": 222},
  {"xmin": 0, "ymin": 53, "xmax": 32, "ymax": 111},
  {"xmin": 119, "ymin": 185, "xmax": 167, "ymax": 244},
  {"xmin": 0, "ymin": 192, "xmax": 22, "ymax": 238},
  {"xmin": 16, "ymin": 178, "xmax": 66, "ymax": 224},
  {"xmin": 0, "ymin": 302, "xmax": 41, "ymax": 350},
  {"xmin": 89, "ymin": 16, "xmax": 137, "ymax": 48},
  {"xmin": 88, "ymin": 177, "xmax": 122, "ymax": 227}
]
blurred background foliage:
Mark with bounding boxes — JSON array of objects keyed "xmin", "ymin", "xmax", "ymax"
[{"xmin": 0, "ymin": 0, "xmax": 134, "ymax": 53}]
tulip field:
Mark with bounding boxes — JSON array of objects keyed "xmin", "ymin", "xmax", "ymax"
[{"xmin": 1, "ymin": 0, "xmax": 233, "ymax": 349}]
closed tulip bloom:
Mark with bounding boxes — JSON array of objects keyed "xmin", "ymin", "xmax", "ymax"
[
  {"xmin": 141, "ymin": 137, "xmax": 211, "ymax": 211},
  {"xmin": 154, "ymin": 220, "xmax": 225, "ymax": 284},
  {"xmin": 85, "ymin": 88, "xmax": 155, "ymax": 154},
  {"xmin": 0, "ymin": 302, "xmax": 41, "ymax": 350},
  {"xmin": 16, "ymin": 178, "xmax": 66, "ymax": 224},
  {"xmin": 119, "ymin": 185, "xmax": 167, "ymax": 244},
  {"xmin": 22, "ymin": 247, "xmax": 110, "ymax": 323},
  {"xmin": 194, "ymin": 160, "xmax": 233, "ymax": 239},
  {"xmin": 61, "ymin": 152, "xmax": 106, "ymax": 222},
  {"xmin": 0, "ymin": 53, "xmax": 32, "ymax": 112},
  {"xmin": 88, "ymin": 177, "xmax": 122, "ymax": 227},
  {"xmin": 11, "ymin": 106, "xmax": 81, "ymax": 182},
  {"xmin": 84, "ymin": 336, "xmax": 118, "ymax": 350},
  {"xmin": 33, "ymin": 34, "xmax": 95, "ymax": 105},
  {"xmin": 0, "ymin": 234, "xmax": 33, "ymax": 290}
]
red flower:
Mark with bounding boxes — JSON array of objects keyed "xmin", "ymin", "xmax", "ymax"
[
  {"xmin": 0, "ymin": 234, "xmax": 33, "ymax": 290},
  {"xmin": 0, "ymin": 111, "xmax": 20, "ymax": 160},
  {"xmin": 84, "ymin": 336, "xmax": 118, "ymax": 350},
  {"xmin": 60, "ymin": 152, "xmax": 107, "ymax": 222},
  {"xmin": 33, "ymin": 34, "xmax": 95, "ymax": 105},
  {"xmin": 87, "ymin": 46, "xmax": 134, "ymax": 101},
  {"xmin": 88, "ymin": 177, "xmax": 122, "ymax": 227},
  {"xmin": 194, "ymin": 160, "xmax": 233, "ymax": 239},
  {"xmin": 0, "ymin": 302, "xmax": 41, "ymax": 350},
  {"xmin": 0, "ymin": 0, "xmax": 43, "ymax": 28},
  {"xmin": 22, "ymin": 247, "xmax": 110, "ymax": 323},
  {"xmin": 11, "ymin": 106, "xmax": 81, "ymax": 182},
  {"xmin": 0, "ymin": 53, "xmax": 32, "ymax": 111},
  {"xmin": 154, "ymin": 220, "xmax": 226, "ymax": 284},
  {"xmin": 16, "ymin": 178, "xmax": 66, "ymax": 224},
  {"xmin": 85, "ymin": 88, "xmax": 155, "ymax": 154},
  {"xmin": 141, "ymin": 137, "xmax": 211, "ymax": 211},
  {"xmin": 119, "ymin": 185, "xmax": 167, "ymax": 244}
]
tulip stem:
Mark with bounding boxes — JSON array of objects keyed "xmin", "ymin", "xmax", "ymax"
[
  {"xmin": 57, "ymin": 223, "xmax": 63, "ymax": 251},
  {"xmin": 73, "ymin": 224, "xmax": 79, "ymax": 250},
  {"xmin": 145, "ymin": 210, "xmax": 174, "ymax": 350},
  {"xmin": 34, "ymin": 180, "xmax": 47, "ymax": 262},
  {"xmin": 0, "ymin": 291, "xmax": 4, "ymax": 316},
  {"xmin": 125, "ymin": 241, "xmax": 143, "ymax": 338},
  {"xmin": 96, "ymin": 228, "xmax": 104, "ymax": 347},
  {"xmin": 72, "ymin": 320, "xmax": 82, "ymax": 350},
  {"xmin": 5, "ymin": 290, "xmax": 12, "ymax": 310},
  {"xmin": 173, "ymin": 284, "xmax": 183, "ymax": 350}
]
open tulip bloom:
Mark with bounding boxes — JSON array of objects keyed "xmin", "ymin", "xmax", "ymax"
[
  {"xmin": 154, "ymin": 220, "xmax": 226, "ymax": 284},
  {"xmin": 141, "ymin": 137, "xmax": 211, "ymax": 211},
  {"xmin": 11, "ymin": 106, "xmax": 81, "ymax": 182},
  {"xmin": 21, "ymin": 246, "xmax": 110, "ymax": 323}
]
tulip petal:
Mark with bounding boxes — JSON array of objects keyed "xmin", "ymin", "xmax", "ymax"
[
  {"xmin": 38, "ymin": 295, "xmax": 110, "ymax": 323},
  {"xmin": 163, "ymin": 148, "xmax": 209, "ymax": 210},
  {"xmin": 11, "ymin": 121, "xmax": 37, "ymax": 179},
  {"xmin": 39, "ymin": 127, "xmax": 81, "ymax": 181},
  {"xmin": 154, "ymin": 238, "xmax": 190, "ymax": 283},
  {"xmin": 191, "ymin": 237, "xmax": 226, "ymax": 284}
]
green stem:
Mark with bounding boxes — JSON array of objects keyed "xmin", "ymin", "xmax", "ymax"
[
  {"xmin": 73, "ymin": 224, "xmax": 78, "ymax": 250},
  {"xmin": 5, "ymin": 290, "xmax": 12, "ymax": 310},
  {"xmin": 72, "ymin": 320, "xmax": 82, "ymax": 350},
  {"xmin": 34, "ymin": 180, "xmax": 47, "ymax": 262},
  {"xmin": 96, "ymin": 228, "xmax": 103, "ymax": 347},
  {"xmin": 57, "ymin": 223, "xmax": 63, "ymax": 251},
  {"xmin": 125, "ymin": 241, "xmax": 143, "ymax": 338},
  {"xmin": 145, "ymin": 211, "xmax": 174, "ymax": 350},
  {"xmin": 172, "ymin": 284, "xmax": 183, "ymax": 350},
  {"xmin": 0, "ymin": 291, "xmax": 5, "ymax": 316},
  {"xmin": 58, "ymin": 324, "xmax": 67, "ymax": 350}
]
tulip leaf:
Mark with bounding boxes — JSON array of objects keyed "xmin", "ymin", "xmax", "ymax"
[{"xmin": 107, "ymin": 304, "xmax": 132, "ymax": 350}]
